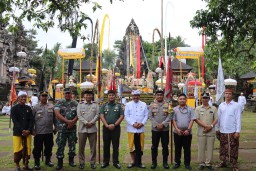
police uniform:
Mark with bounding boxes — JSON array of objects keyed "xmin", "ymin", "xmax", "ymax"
[
  {"xmin": 54, "ymin": 88, "xmax": 78, "ymax": 170},
  {"xmin": 100, "ymin": 94, "xmax": 124, "ymax": 167},
  {"xmin": 195, "ymin": 92, "xmax": 217, "ymax": 168},
  {"xmin": 32, "ymin": 91, "xmax": 55, "ymax": 169},
  {"xmin": 77, "ymin": 89, "xmax": 99, "ymax": 169},
  {"xmin": 148, "ymin": 89, "xmax": 172, "ymax": 169}
]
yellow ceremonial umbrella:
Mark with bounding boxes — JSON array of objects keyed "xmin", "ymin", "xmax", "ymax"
[
  {"xmin": 51, "ymin": 79, "xmax": 59, "ymax": 84},
  {"xmin": 57, "ymin": 48, "xmax": 85, "ymax": 59},
  {"xmin": 28, "ymin": 68, "xmax": 36, "ymax": 74}
]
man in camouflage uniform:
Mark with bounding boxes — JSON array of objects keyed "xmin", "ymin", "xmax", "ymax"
[
  {"xmin": 77, "ymin": 89, "xmax": 99, "ymax": 169},
  {"xmin": 149, "ymin": 88, "xmax": 172, "ymax": 169},
  {"xmin": 54, "ymin": 88, "xmax": 78, "ymax": 170},
  {"xmin": 33, "ymin": 91, "xmax": 56, "ymax": 170},
  {"xmin": 100, "ymin": 90, "xmax": 124, "ymax": 169}
]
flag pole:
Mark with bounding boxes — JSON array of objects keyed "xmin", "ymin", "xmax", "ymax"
[{"xmin": 9, "ymin": 69, "xmax": 15, "ymax": 133}]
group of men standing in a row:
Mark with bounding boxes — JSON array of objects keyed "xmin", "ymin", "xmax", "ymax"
[{"xmin": 11, "ymin": 87, "xmax": 241, "ymax": 171}]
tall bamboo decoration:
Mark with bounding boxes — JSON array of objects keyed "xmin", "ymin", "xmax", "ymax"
[{"xmin": 96, "ymin": 14, "xmax": 110, "ymax": 164}]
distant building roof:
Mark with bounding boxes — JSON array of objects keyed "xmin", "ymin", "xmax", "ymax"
[
  {"xmin": 171, "ymin": 58, "xmax": 193, "ymax": 70},
  {"xmin": 240, "ymin": 71, "xmax": 256, "ymax": 79},
  {"xmin": 73, "ymin": 60, "xmax": 96, "ymax": 71}
]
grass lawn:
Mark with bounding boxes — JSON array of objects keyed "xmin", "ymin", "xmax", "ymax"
[{"xmin": 0, "ymin": 110, "xmax": 255, "ymax": 171}]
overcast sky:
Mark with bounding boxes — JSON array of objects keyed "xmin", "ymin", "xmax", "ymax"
[{"xmin": 27, "ymin": 0, "xmax": 207, "ymax": 50}]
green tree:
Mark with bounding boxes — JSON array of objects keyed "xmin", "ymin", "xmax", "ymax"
[
  {"xmin": 102, "ymin": 49, "xmax": 116, "ymax": 69},
  {"xmin": 0, "ymin": 0, "xmax": 123, "ymax": 37},
  {"xmin": 190, "ymin": 0, "xmax": 256, "ymax": 59}
]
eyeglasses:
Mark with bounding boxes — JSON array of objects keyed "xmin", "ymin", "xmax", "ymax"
[
  {"xmin": 202, "ymin": 97, "xmax": 209, "ymax": 99},
  {"xmin": 41, "ymin": 95, "xmax": 48, "ymax": 97}
]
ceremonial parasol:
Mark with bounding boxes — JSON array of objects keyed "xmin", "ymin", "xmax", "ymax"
[
  {"xmin": 188, "ymin": 80, "xmax": 202, "ymax": 86},
  {"xmin": 9, "ymin": 67, "xmax": 20, "ymax": 72},
  {"xmin": 80, "ymin": 81, "xmax": 94, "ymax": 90},
  {"xmin": 224, "ymin": 78, "xmax": 237, "ymax": 86}
]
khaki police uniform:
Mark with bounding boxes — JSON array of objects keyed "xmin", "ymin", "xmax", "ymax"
[
  {"xmin": 32, "ymin": 102, "xmax": 55, "ymax": 165},
  {"xmin": 195, "ymin": 105, "xmax": 217, "ymax": 166},
  {"xmin": 149, "ymin": 101, "xmax": 172, "ymax": 164},
  {"xmin": 77, "ymin": 101, "xmax": 99, "ymax": 165}
]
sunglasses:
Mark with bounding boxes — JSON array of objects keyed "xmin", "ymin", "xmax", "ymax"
[{"xmin": 41, "ymin": 95, "xmax": 48, "ymax": 97}]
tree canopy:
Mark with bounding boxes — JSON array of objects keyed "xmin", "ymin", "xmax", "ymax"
[
  {"xmin": 0, "ymin": 0, "xmax": 123, "ymax": 37},
  {"xmin": 190, "ymin": 0, "xmax": 256, "ymax": 59}
]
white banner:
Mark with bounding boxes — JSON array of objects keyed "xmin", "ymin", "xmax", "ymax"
[{"xmin": 216, "ymin": 57, "xmax": 225, "ymax": 105}]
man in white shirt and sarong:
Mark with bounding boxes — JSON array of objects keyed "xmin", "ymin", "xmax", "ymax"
[
  {"xmin": 215, "ymin": 88, "xmax": 242, "ymax": 171},
  {"xmin": 238, "ymin": 92, "xmax": 246, "ymax": 112},
  {"xmin": 124, "ymin": 90, "xmax": 148, "ymax": 169}
]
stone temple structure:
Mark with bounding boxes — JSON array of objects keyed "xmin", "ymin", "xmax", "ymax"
[
  {"xmin": 116, "ymin": 19, "xmax": 148, "ymax": 77},
  {"xmin": 0, "ymin": 23, "xmax": 31, "ymax": 100}
]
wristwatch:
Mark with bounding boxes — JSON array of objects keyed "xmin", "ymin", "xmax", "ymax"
[
  {"xmin": 187, "ymin": 128, "xmax": 191, "ymax": 132},
  {"xmin": 210, "ymin": 124, "xmax": 214, "ymax": 128}
]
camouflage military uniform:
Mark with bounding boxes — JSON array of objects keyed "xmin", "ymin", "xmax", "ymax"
[{"xmin": 54, "ymin": 99, "xmax": 78, "ymax": 159}]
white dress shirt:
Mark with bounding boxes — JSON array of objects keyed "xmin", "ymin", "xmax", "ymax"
[
  {"xmin": 124, "ymin": 100, "xmax": 148, "ymax": 133},
  {"xmin": 1, "ymin": 105, "xmax": 11, "ymax": 115},
  {"xmin": 216, "ymin": 100, "xmax": 241, "ymax": 133},
  {"xmin": 238, "ymin": 95, "xmax": 246, "ymax": 110},
  {"xmin": 31, "ymin": 95, "xmax": 39, "ymax": 107}
]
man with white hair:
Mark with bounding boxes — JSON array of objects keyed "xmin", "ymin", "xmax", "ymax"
[
  {"xmin": 125, "ymin": 90, "xmax": 148, "ymax": 169},
  {"xmin": 238, "ymin": 92, "xmax": 246, "ymax": 112},
  {"xmin": 11, "ymin": 91, "xmax": 34, "ymax": 171}
]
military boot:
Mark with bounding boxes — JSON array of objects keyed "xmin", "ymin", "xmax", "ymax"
[
  {"xmin": 56, "ymin": 158, "xmax": 63, "ymax": 170},
  {"xmin": 45, "ymin": 157, "xmax": 54, "ymax": 167},
  {"xmin": 34, "ymin": 158, "xmax": 41, "ymax": 170},
  {"xmin": 69, "ymin": 156, "xmax": 76, "ymax": 167}
]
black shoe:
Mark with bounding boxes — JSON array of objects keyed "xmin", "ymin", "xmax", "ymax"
[
  {"xmin": 137, "ymin": 164, "xmax": 146, "ymax": 169},
  {"xmin": 79, "ymin": 164, "xmax": 84, "ymax": 169},
  {"xmin": 101, "ymin": 163, "xmax": 109, "ymax": 168},
  {"xmin": 151, "ymin": 162, "xmax": 157, "ymax": 169},
  {"xmin": 15, "ymin": 167, "xmax": 21, "ymax": 171},
  {"xmin": 56, "ymin": 158, "xmax": 63, "ymax": 170},
  {"xmin": 173, "ymin": 163, "xmax": 180, "ymax": 169},
  {"xmin": 198, "ymin": 165, "xmax": 205, "ymax": 170},
  {"xmin": 127, "ymin": 163, "xmax": 135, "ymax": 169},
  {"xmin": 163, "ymin": 163, "xmax": 169, "ymax": 169},
  {"xmin": 91, "ymin": 164, "xmax": 96, "ymax": 169},
  {"xmin": 185, "ymin": 165, "xmax": 192, "ymax": 170},
  {"xmin": 206, "ymin": 165, "xmax": 214, "ymax": 170},
  {"xmin": 68, "ymin": 157, "xmax": 76, "ymax": 167},
  {"xmin": 23, "ymin": 166, "xmax": 33, "ymax": 170},
  {"xmin": 34, "ymin": 164, "xmax": 41, "ymax": 170},
  {"xmin": 34, "ymin": 158, "xmax": 40, "ymax": 170},
  {"xmin": 113, "ymin": 163, "xmax": 121, "ymax": 169},
  {"xmin": 45, "ymin": 157, "xmax": 54, "ymax": 167}
]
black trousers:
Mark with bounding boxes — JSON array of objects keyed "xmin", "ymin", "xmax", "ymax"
[
  {"xmin": 33, "ymin": 133, "xmax": 54, "ymax": 159},
  {"xmin": 103, "ymin": 125, "xmax": 120, "ymax": 164},
  {"xmin": 174, "ymin": 133, "xmax": 192, "ymax": 166},
  {"xmin": 134, "ymin": 133, "xmax": 143, "ymax": 166},
  {"xmin": 151, "ymin": 130, "xmax": 169, "ymax": 163}
]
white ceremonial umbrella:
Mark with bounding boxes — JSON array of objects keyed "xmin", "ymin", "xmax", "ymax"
[
  {"xmin": 80, "ymin": 81, "xmax": 94, "ymax": 90},
  {"xmin": 56, "ymin": 84, "xmax": 64, "ymax": 88},
  {"xmin": 9, "ymin": 67, "xmax": 20, "ymax": 72},
  {"xmin": 224, "ymin": 78, "xmax": 237, "ymax": 86}
]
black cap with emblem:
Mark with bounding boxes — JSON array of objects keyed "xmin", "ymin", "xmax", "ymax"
[
  {"xmin": 201, "ymin": 91, "xmax": 210, "ymax": 98},
  {"xmin": 64, "ymin": 88, "xmax": 72, "ymax": 94},
  {"xmin": 155, "ymin": 88, "xmax": 164, "ymax": 95},
  {"xmin": 83, "ymin": 88, "xmax": 94, "ymax": 94},
  {"xmin": 40, "ymin": 91, "xmax": 48, "ymax": 96}
]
